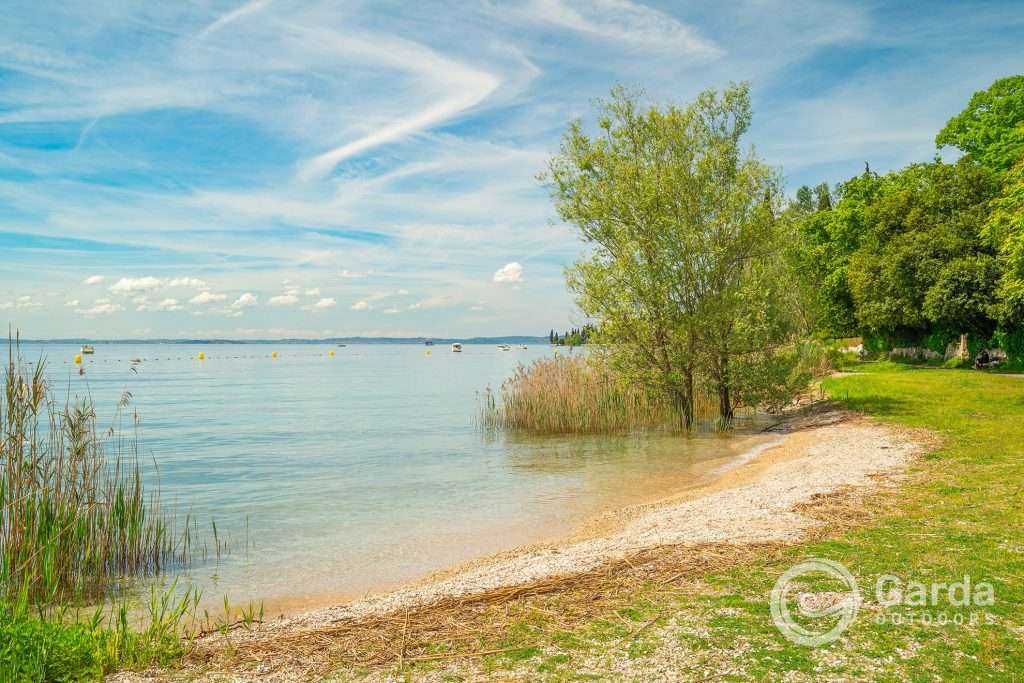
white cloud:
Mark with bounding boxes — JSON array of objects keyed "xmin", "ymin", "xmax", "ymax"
[
  {"xmin": 517, "ymin": 0, "xmax": 721, "ymax": 58},
  {"xmin": 295, "ymin": 30, "xmax": 501, "ymax": 181},
  {"xmin": 137, "ymin": 298, "xmax": 183, "ymax": 312},
  {"xmin": 15, "ymin": 295, "xmax": 40, "ymax": 309},
  {"xmin": 189, "ymin": 291, "xmax": 227, "ymax": 304},
  {"xmin": 167, "ymin": 277, "xmax": 208, "ymax": 289},
  {"xmin": 269, "ymin": 294, "xmax": 299, "ymax": 306},
  {"xmin": 351, "ymin": 300, "xmax": 370, "ymax": 311},
  {"xmin": 0, "ymin": 303, "xmax": 11, "ymax": 310},
  {"xmin": 65, "ymin": 299, "xmax": 79, "ymax": 307},
  {"xmin": 77, "ymin": 300, "xmax": 123, "ymax": 315},
  {"xmin": 305, "ymin": 287, "xmax": 321, "ymax": 296},
  {"xmin": 232, "ymin": 292, "xmax": 258, "ymax": 308},
  {"xmin": 110, "ymin": 276, "xmax": 162, "ymax": 294},
  {"xmin": 408, "ymin": 295, "xmax": 454, "ymax": 310},
  {"xmin": 493, "ymin": 262, "xmax": 523, "ymax": 283},
  {"xmin": 197, "ymin": 0, "xmax": 273, "ymax": 40},
  {"xmin": 83, "ymin": 275, "xmax": 105, "ymax": 285},
  {"xmin": 382, "ymin": 307, "xmax": 400, "ymax": 314},
  {"xmin": 303, "ymin": 297, "xmax": 336, "ymax": 312},
  {"xmin": 340, "ymin": 270, "xmax": 366, "ymax": 279}
]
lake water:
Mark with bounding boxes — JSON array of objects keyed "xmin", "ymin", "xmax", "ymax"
[{"xmin": 17, "ymin": 342, "xmax": 774, "ymax": 612}]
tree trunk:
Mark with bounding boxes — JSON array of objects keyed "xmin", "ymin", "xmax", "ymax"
[
  {"xmin": 716, "ymin": 354, "xmax": 734, "ymax": 423},
  {"xmin": 673, "ymin": 370, "xmax": 695, "ymax": 431},
  {"xmin": 718, "ymin": 382, "xmax": 733, "ymax": 422}
]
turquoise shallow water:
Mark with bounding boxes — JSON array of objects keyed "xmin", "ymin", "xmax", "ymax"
[{"xmin": 18, "ymin": 342, "xmax": 773, "ymax": 611}]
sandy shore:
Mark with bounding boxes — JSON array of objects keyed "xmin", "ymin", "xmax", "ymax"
[
  {"xmin": 114, "ymin": 408, "xmax": 922, "ymax": 681},
  {"xmin": 234, "ymin": 408, "xmax": 916, "ymax": 631}
]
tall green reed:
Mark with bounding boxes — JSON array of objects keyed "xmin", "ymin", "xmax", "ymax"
[
  {"xmin": 0, "ymin": 344, "xmax": 190, "ymax": 606},
  {"xmin": 479, "ymin": 354, "xmax": 721, "ymax": 434}
]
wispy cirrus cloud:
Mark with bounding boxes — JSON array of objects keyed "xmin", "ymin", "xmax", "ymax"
[
  {"xmin": 2, "ymin": 1, "xmax": 1021, "ymax": 338},
  {"xmin": 197, "ymin": 0, "xmax": 273, "ymax": 40},
  {"xmin": 509, "ymin": 0, "xmax": 722, "ymax": 59}
]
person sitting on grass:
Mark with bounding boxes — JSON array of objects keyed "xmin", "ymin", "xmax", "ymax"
[{"xmin": 974, "ymin": 349, "xmax": 991, "ymax": 369}]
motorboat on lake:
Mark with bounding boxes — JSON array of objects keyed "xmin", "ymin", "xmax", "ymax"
[
  {"xmin": 451, "ymin": 343, "xmax": 462, "ymax": 353},
  {"xmin": 80, "ymin": 344, "xmax": 95, "ymax": 354}
]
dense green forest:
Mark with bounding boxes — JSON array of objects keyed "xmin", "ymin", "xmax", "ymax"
[{"xmin": 790, "ymin": 75, "xmax": 1024, "ymax": 359}]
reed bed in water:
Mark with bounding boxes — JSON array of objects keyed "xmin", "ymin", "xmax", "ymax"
[
  {"xmin": 0, "ymin": 346, "xmax": 189, "ymax": 605},
  {"xmin": 479, "ymin": 354, "xmax": 719, "ymax": 434}
]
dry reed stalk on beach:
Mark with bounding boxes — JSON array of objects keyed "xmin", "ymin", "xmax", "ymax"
[{"xmin": 186, "ymin": 540, "xmax": 789, "ymax": 674}]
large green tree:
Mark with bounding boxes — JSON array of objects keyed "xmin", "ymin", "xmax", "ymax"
[
  {"xmin": 792, "ymin": 158, "xmax": 1000, "ymax": 347},
  {"xmin": 846, "ymin": 160, "xmax": 1000, "ymax": 342},
  {"xmin": 936, "ymin": 75, "xmax": 1024, "ymax": 172},
  {"xmin": 546, "ymin": 84, "xmax": 795, "ymax": 426},
  {"xmin": 938, "ymin": 74, "xmax": 1024, "ymax": 330},
  {"xmin": 985, "ymin": 160, "xmax": 1024, "ymax": 324},
  {"xmin": 790, "ymin": 170, "xmax": 881, "ymax": 337}
]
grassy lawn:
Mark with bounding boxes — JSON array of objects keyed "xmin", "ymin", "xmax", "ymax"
[{"xmin": 405, "ymin": 366, "xmax": 1024, "ymax": 681}]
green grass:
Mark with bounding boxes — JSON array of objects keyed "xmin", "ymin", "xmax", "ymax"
[
  {"xmin": 437, "ymin": 366, "xmax": 1024, "ymax": 680},
  {"xmin": 0, "ymin": 582, "xmax": 197, "ymax": 682}
]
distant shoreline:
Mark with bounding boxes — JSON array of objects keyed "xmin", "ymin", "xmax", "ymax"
[{"xmin": 14, "ymin": 336, "xmax": 550, "ymax": 346}]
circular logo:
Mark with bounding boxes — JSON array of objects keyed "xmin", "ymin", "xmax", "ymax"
[{"xmin": 770, "ymin": 558, "xmax": 860, "ymax": 646}]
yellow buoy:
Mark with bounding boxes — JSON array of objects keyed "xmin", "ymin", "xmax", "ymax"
[
  {"xmin": 271, "ymin": 351, "xmax": 278, "ymax": 359},
  {"xmin": 197, "ymin": 351, "xmax": 205, "ymax": 360},
  {"xmin": 328, "ymin": 350, "xmax": 335, "ymax": 357},
  {"xmin": 73, "ymin": 354, "xmax": 82, "ymax": 365}
]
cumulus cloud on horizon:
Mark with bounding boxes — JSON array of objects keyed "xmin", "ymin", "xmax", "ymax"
[
  {"xmin": 77, "ymin": 300, "xmax": 123, "ymax": 315},
  {"xmin": 493, "ymin": 262, "xmax": 523, "ymax": 283},
  {"xmin": 269, "ymin": 294, "xmax": 299, "ymax": 306},
  {"xmin": 304, "ymin": 297, "xmax": 337, "ymax": 312},
  {"xmin": 189, "ymin": 291, "xmax": 227, "ymax": 305},
  {"xmin": 232, "ymin": 292, "xmax": 258, "ymax": 308}
]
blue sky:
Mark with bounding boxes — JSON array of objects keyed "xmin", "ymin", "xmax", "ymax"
[{"xmin": 1, "ymin": 0, "xmax": 1022, "ymax": 339}]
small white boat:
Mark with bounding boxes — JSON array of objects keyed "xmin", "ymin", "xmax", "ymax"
[
  {"xmin": 519, "ymin": 344, "xmax": 528, "ymax": 349},
  {"xmin": 451, "ymin": 343, "xmax": 462, "ymax": 353},
  {"xmin": 498, "ymin": 344, "xmax": 511, "ymax": 351},
  {"xmin": 80, "ymin": 344, "xmax": 95, "ymax": 355}
]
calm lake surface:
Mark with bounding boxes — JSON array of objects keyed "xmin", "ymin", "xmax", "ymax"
[{"xmin": 19, "ymin": 342, "xmax": 774, "ymax": 611}]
